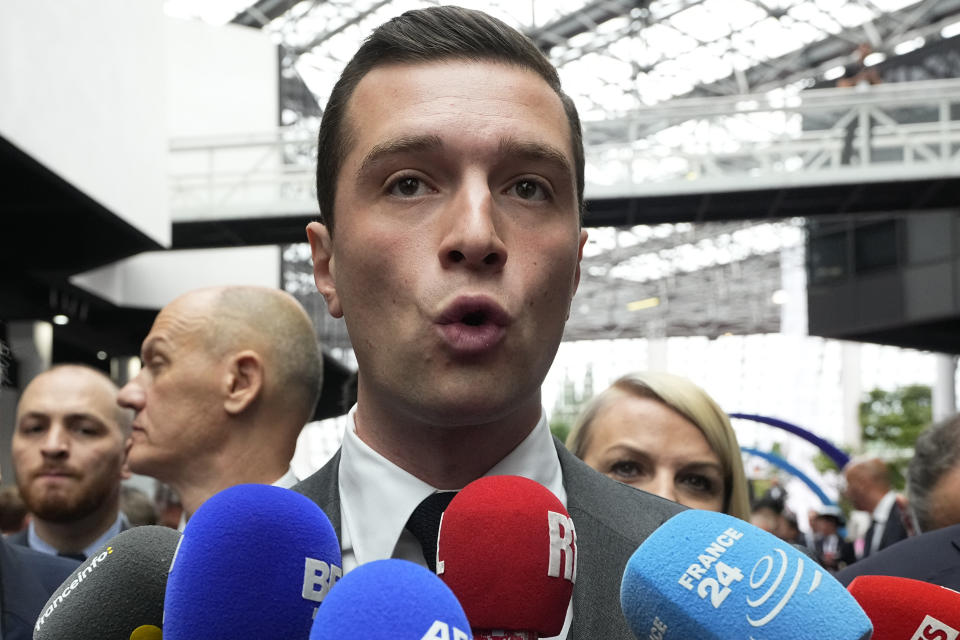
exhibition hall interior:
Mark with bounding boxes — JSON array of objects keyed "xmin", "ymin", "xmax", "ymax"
[{"xmin": 3, "ymin": 0, "xmax": 960, "ymax": 572}]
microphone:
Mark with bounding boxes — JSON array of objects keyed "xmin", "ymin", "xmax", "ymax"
[
  {"xmin": 620, "ymin": 510, "xmax": 873, "ymax": 640},
  {"xmin": 33, "ymin": 525, "xmax": 181, "ymax": 640},
  {"xmin": 436, "ymin": 475, "xmax": 575, "ymax": 640},
  {"xmin": 848, "ymin": 575, "xmax": 960, "ymax": 639},
  {"xmin": 309, "ymin": 559, "xmax": 472, "ymax": 639},
  {"xmin": 162, "ymin": 483, "xmax": 342, "ymax": 640}
]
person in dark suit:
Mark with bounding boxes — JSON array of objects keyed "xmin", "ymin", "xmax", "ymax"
[
  {"xmin": 0, "ymin": 464, "xmax": 79, "ymax": 640},
  {"xmin": 9, "ymin": 365, "xmax": 132, "ymax": 560},
  {"xmin": 836, "ymin": 522, "xmax": 960, "ymax": 591},
  {"xmin": 843, "ymin": 457, "xmax": 910, "ymax": 559},
  {"xmin": 294, "ymin": 7, "xmax": 684, "ymax": 638}
]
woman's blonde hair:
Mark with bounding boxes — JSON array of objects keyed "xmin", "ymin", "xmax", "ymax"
[{"xmin": 566, "ymin": 371, "xmax": 751, "ymax": 521}]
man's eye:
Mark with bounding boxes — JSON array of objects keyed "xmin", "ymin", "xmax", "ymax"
[
  {"xmin": 388, "ymin": 176, "xmax": 428, "ymax": 197},
  {"xmin": 509, "ymin": 179, "xmax": 547, "ymax": 201}
]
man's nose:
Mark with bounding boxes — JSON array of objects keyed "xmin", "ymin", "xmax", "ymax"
[
  {"xmin": 117, "ymin": 379, "xmax": 145, "ymax": 411},
  {"xmin": 437, "ymin": 179, "xmax": 507, "ymax": 271},
  {"xmin": 40, "ymin": 425, "xmax": 69, "ymax": 457}
]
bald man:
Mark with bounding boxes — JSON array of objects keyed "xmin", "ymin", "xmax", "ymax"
[
  {"xmin": 10, "ymin": 365, "xmax": 132, "ymax": 559},
  {"xmin": 843, "ymin": 456, "xmax": 910, "ymax": 558},
  {"xmin": 117, "ymin": 286, "xmax": 322, "ymax": 520}
]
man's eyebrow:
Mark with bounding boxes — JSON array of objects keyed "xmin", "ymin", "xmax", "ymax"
[
  {"xmin": 356, "ymin": 134, "xmax": 444, "ymax": 179},
  {"xmin": 498, "ymin": 139, "xmax": 573, "ymax": 177}
]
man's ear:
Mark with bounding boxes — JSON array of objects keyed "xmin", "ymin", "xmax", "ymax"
[
  {"xmin": 306, "ymin": 221, "xmax": 343, "ymax": 318},
  {"xmin": 223, "ymin": 350, "xmax": 264, "ymax": 416}
]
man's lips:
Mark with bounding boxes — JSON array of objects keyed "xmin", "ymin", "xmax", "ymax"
[
  {"xmin": 436, "ymin": 296, "xmax": 511, "ymax": 327},
  {"xmin": 435, "ymin": 296, "xmax": 510, "ymax": 354}
]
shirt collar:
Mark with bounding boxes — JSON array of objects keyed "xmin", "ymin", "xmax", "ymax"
[
  {"xmin": 273, "ymin": 467, "xmax": 300, "ymax": 489},
  {"xmin": 872, "ymin": 489, "xmax": 897, "ymax": 522},
  {"xmin": 27, "ymin": 512, "xmax": 126, "ymax": 558},
  {"xmin": 338, "ymin": 406, "xmax": 566, "ymax": 566}
]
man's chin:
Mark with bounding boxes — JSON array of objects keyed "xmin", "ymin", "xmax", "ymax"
[{"xmin": 26, "ymin": 494, "xmax": 98, "ymax": 523}]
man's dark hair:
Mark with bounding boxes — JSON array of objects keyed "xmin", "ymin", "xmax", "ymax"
[
  {"xmin": 315, "ymin": 5, "xmax": 585, "ymax": 235},
  {"xmin": 907, "ymin": 414, "xmax": 960, "ymax": 532}
]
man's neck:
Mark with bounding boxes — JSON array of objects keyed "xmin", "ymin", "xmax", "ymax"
[
  {"xmin": 172, "ymin": 453, "xmax": 291, "ymax": 520},
  {"xmin": 352, "ymin": 396, "xmax": 543, "ymax": 489},
  {"xmin": 33, "ymin": 500, "xmax": 120, "ymax": 554}
]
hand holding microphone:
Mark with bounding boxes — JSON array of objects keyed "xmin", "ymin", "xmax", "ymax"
[
  {"xmin": 620, "ymin": 509, "xmax": 873, "ymax": 639},
  {"xmin": 436, "ymin": 475, "xmax": 575, "ymax": 640}
]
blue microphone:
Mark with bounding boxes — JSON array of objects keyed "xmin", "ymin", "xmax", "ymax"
[
  {"xmin": 620, "ymin": 510, "xmax": 873, "ymax": 640},
  {"xmin": 163, "ymin": 484, "xmax": 342, "ymax": 640},
  {"xmin": 310, "ymin": 559, "xmax": 472, "ymax": 640}
]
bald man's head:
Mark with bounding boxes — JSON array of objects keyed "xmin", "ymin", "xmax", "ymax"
[
  {"xmin": 13, "ymin": 364, "xmax": 131, "ymax": 523},
  {"xmin": 118, "ymin": 287, "xmax": 322, "ymax": 481},
  {"xmin": 206, "ymin": 286, "xmax": 323, "ymax": 424},
  {"xmin": 843, "ymin": 457, "xmax": 892, "ymax": 512}
]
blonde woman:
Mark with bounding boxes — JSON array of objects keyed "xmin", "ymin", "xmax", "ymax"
[{"xmin": 567, "ymin": 372, "xmax": 751, "ymax": 520}]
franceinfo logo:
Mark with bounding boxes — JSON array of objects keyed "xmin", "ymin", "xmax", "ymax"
[{"xmin": 34, "ymin": 546, "xmax": 114, "ymax": 632}]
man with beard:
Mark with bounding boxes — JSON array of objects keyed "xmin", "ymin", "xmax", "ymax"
[{"xmin": 9, "ymin": 365, "xmax": 132, "ymax": 560}]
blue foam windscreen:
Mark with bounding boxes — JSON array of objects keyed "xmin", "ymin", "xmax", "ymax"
[
  {"xmin": 310, "ymin": 559, "xmax": 472, "ymax": 640},
  {"xmin": 620, "ymin": 510, "xmax": 873, "ymax": 640},
  {"xmin": 163, "ymin": 484, "xmax": 342, "ymax": 640}
]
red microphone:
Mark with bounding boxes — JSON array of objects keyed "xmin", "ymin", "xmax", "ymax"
[
  {"xmin": 436, "ymin": 475, "xmax": 575, "ymax": 640},
  {"xmin": 848, "ymin": 575, "xmax": 960, "ymax": 639}
]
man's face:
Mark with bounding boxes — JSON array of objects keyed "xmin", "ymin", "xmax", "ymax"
[
  {"xmin": 12, "ymin": 367, "xmax": 129, "ymax": 522},
  {"xmin": 309, "ymin": 60, "xmax": 587, "ymax": 427},
  {"xmin": 842, "ymin": 467, "xmax": 868, "ymax": 511},
  {"xmin": 117, "ymin": 293, "xmax": 225, "ymax": 480}
]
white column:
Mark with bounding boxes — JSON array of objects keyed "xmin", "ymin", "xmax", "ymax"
[
  {"xmin": 841, "ymin": 341, "xmax": 862, "ymax": 451},
  {"xmin": 932, "ymin": 353, "xmax": 958, "ymax": 422}
]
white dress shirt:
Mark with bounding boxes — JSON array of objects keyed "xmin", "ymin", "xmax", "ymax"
[
  {"xmin": 337, "ymin": 406, "xmax": 571, "ymax": 639},
  {"xmin": 869, "ymin": 490, "xmax": 898, "ymax": 554}
]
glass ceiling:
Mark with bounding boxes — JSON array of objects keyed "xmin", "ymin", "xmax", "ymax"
[{"xmin": 164, "ymin": 0, "xmax": 939, "ymax": 121}]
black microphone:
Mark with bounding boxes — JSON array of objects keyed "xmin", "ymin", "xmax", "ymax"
[{"xmin": 33, "ymin": 525, "xmax": 180, "ymax": 640}]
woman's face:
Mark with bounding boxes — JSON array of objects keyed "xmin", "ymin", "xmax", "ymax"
[{"xmin": 580, "ymin": 392, "xmax": 726, "ymax": 512}]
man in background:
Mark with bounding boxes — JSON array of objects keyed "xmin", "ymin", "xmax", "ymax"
[
  {"xmin": 118, "ymin": 285, "xmax": 322, "ymax": 521},
  {"xmin": 838, "ymin": 414, "xmax": 960, "ymax": 589},
  {"xmin": 10, "ymin": 364, "xmax": 131, "ymax": 560},
  {"xmin": 843, "ymin": 456, "xmax": 910, "ymax": 558}
]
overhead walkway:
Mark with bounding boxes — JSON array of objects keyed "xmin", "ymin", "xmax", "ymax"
[{"xmin": 169, "ymin": 77, "xmax": 960, "ymax": 247}]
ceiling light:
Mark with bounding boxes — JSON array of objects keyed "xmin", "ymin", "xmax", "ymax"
[
  {"xmin": 97, "ymin": 351, "xmax": 108, "ymax": 361},
  {"xmin": 52, "ymin": 314, "xmax": 69, "ymax": 326},
  {"xmin": 627, "ymin": 297, "xmax": 660, "ymax": 311}
]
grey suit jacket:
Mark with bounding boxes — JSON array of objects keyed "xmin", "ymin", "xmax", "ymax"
[{"xmin": 293, "ymin": 437, "xmax": 684, "ymax": 639}]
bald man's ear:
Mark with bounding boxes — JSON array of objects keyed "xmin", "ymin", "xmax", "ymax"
[
  {"xmin": 223, "ymin": 351, "xmax": 264, "ymax": 416},
  {"xmin": 306, "ymin": 221, "xmax": 343, "ymax": 318}
]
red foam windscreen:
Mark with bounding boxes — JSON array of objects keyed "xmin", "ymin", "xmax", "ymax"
[
  {"xmin": 436, "ymin": 475, "xmax": 575, "ymax": 636},
  {"xmin": 848, "ymin": 575, "xmax": 960, "ymax": 640}
]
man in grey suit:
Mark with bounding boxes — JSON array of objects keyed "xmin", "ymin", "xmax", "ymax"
[{"xmin": 294, "ymin": 6, "xmax": 683, "ymax": 638}]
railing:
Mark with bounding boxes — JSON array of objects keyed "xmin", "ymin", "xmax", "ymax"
[{"xmin": 169, "ymin": 77, "xmax": 960, "ymax": 221}]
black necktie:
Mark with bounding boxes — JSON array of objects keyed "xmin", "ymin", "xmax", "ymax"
[
  {"xmin": 405, "ymin": 491, "xmax": 457, "ymax": 572},
  {"xmin": 58, "ymin": 551, "xmax": 86, "ymax": 562},
  {"xmin": 863, "ymin": 520, "xmax": 877, "ymax": 558}
]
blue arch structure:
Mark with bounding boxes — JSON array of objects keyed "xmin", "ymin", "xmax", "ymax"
[
  {"xmin": 730, "ymin": 413, "xmax": 850, "ymax": 470},
  {"xmin": 740, "ymin": 446, "xmax": 835, "ymax": 506}
]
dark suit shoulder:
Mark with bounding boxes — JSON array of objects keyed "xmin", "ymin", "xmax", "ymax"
[
  {"xmin": 837, "ymin": 522, "xmax": 960, "ymax": 591},
  {"xmin": 292, "ymin": 450, "xmax": 342, "ymax": 540},
  {"xmin": 557, "ymin": 440, "xmax": 684, "ymax": 543},
  {"xmin": 2, "ymin": 538, "xmax": 78, "ymax": 639}
]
